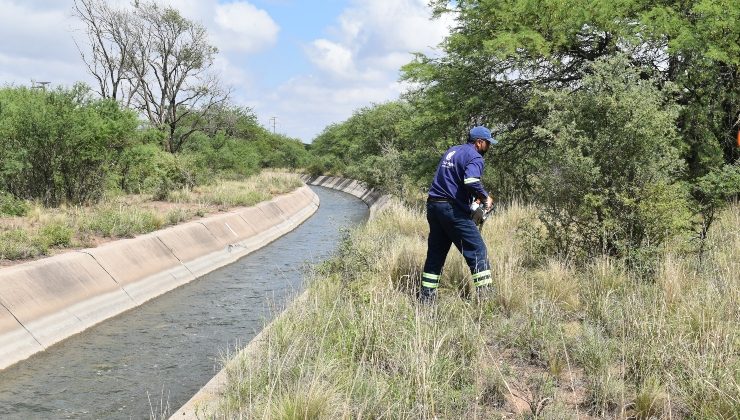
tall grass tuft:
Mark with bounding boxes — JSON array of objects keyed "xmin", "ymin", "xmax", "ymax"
[{"xmin": 77, "ymin": 206, "xmax": 164, "ymax": 238}]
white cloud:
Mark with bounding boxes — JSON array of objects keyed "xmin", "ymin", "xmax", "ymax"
[
  {"xmin": 273, "ymin": 0, "xmax": 452, "ymax": 141},
  {"xmin": 213, "ymin": 2, "xmax": 279, "ymax": 53},
  {"xmin": 337, "ymin": 0, "xmax": 450, "ymax": 54},
  {"xmin": 0, "ymin": 1, "xmax": 77, "ymax": 62},
  {"xmin": 300, "ymin": 0, "xmax": 451, "ymax": 87},
  {"xmin": 307, "ymin": 39, "xmax": 355, "ymax": 78},
  {"xmin": 146, "ymin": 0, "xmax": 279, "ymax": 54},
  {"xmin": 257, "ymin": 74, "xmax": 406, "ymax": 140},
  {"xmin": 0, "ymin": 53, "xmax": 81, "ymax": 87}
]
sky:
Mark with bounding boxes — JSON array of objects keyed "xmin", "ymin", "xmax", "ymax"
[{"xmin": 0, "ymin": 0, "xmax": 453, "ymax": 143}]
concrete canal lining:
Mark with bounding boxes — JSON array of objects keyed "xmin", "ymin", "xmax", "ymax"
[
  {"xmin": 173, "ymin": 176, "xmax": 390, "ymax": 419},
  {"xmin": 0, "ymin": 185, "xmax": 319, "ymax": 372}
]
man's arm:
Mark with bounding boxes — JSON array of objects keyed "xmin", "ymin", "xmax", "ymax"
[{"xmin": 463, "ymin": 157, "xmax": 489, "ymax": 204}]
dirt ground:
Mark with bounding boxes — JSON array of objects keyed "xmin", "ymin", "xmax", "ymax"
[{"xmin": 476, "ymin": 345, "xmax": 598, "ymax": 419}]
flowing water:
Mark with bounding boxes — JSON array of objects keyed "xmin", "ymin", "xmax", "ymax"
[{"xmin": 0, "ymin": 186, "xmax": 368, "ymax": 419}]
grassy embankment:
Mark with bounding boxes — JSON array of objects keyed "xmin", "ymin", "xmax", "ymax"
[
  {"xmin": 0, "ymin": 172, "xmax": 303, "ymax": 264},
  {"xmin": 207, "ymin": 199, "xmax": 738, "ymax": 419}
]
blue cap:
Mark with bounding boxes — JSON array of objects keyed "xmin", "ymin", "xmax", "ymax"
[{"xmin": 468, "ymin": 126, "xmax": 496, "ymax": 144}]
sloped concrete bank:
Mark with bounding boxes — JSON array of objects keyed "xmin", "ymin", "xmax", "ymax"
[
  {"xmin": 0, "ymin": 186, "xmax": 320, "ymax": 372},
  {"xmin": 173, "ymin": 177, "xmax": 390, "ymax": 419}
]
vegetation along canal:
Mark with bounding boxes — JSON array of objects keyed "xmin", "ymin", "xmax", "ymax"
[{"xmin": 0, "ymin": 186, "xmax": 368, "ymax": 419}]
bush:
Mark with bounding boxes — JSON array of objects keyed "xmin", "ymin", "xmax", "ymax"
[
  {"xmin": 39, "ymin": 221, "xmax": 72, "ymax": 247},
  {"xmin": 533, "ymin": 56, "xmax": 691, "ymax": 266},
  {"xmin": 116, "ymin": 143, "xmax": 165, "ymax": 194},
  {"xmin": 181, "ymin": 132, "xmax": 260, "ymax": 179},
  {"xmin": 0, "ymin": 84, "xmax": 138, "ymax": 206},
  {"xmin": 305, "ymin": 155, "xmax": 345, "ymax": 177},
  {"xmin": 0, "ymin": 229, "xmax": 47, "ymax": 260},
  {"xmin": 692, "ymin": 163, "xmax": 740, "ymax": 247},
  {"xmin": 147, "ymin": 152, "xmax": 203, "ymax": 201},
  {"xmin": 0, "ymin": 192, "xmax": 29, "ymax": 216}
]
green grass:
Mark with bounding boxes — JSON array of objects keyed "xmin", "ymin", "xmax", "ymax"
[
  {"xmin": 0, "ymin": 172, "xmax": 303, "ymax": 261},
  {"xmin": 0, "ymin": 219, "xmax": 73, "ymax": 260},
  {"xmin": 169, "ymin": 172, "xmax": 303, "ymax": 209},
  {"xmin": 73, "ymin": 205, "xmax": 164, "ymax": 238},
  {"xmin": 211, "ymin": 200, "xmax": 739, "ymax": 418}
]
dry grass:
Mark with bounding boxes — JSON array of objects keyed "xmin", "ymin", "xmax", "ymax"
[
  {"xmin": 210, "ymin": 200, "xmax": 739, "ymax": 419},
  {"xmin": 0, "ymin": 172, "xmax": 302, "ymax": 264}
]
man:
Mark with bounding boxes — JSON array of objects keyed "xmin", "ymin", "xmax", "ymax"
[{"xmin": 420, "ymin": 126, "xmax": 495, "ymax": 302}]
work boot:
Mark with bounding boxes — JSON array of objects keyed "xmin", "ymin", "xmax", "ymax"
[{"xmin": 418, "ymin": 286, "xmax": 437, "ymax": 305}]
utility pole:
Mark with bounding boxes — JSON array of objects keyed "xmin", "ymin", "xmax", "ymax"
[
  {"xmin": 269, "ymin": 116, "xmax": 276, "ymax": 134},
  {"xmin": 31, "ymin": 80, "xmax": 51, "ymax": 90}
]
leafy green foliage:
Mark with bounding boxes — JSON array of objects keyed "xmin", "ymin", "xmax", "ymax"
[
  {"xmin": 0, "ymin": 85, "xmax": 306, "ymax": 207},
  {"xmin": 305, "ymin": 0, "xmax": 740, "ymax": 266},
  {"xmin": 534, "ymin": 56, "xmax": 691, "ymax": 265},
  {"xmin": 0, "ymin": 85, "xmax": 137, "ymax": 206},
  {"xmin": 691, "ymin": 163, "xmax": 740, "ymax": 248},
  {"xmin": 309, "ymin": 101, "xmax": 435, "ymax": 195},
  {"xmin": 38, "ymin": 221, "xmax": 73, "ymax": 247},
  {"xmin": 0, "ymin": 192, "xmax": 29, "ymax": 216},
  {"xmin": 181, "ymin": 132, "xmax": 260, "ymax": 178},
  {"xmin": 410, "ymin": 0, "xmax": 740, "ymax": 195}
]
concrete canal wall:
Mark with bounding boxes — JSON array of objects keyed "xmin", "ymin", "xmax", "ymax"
[
  {"xmin": 0, "ymin": 186, "xmax": 320, "ymax": 371},
  {"xmin": 173, "ymin": 176, "xmax": 390, "ymax": 419}
]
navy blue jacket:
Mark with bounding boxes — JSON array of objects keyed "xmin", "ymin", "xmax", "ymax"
[{"xmin": 428, "ymin": 143, "xmax": 489, "ymax": 213}]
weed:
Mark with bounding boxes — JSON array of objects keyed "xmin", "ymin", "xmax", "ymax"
[
  {"xmin": 629, "ymin": 376, "xmax": 668, "ymax": 419},
  {"xmin": 0, "ymin": 229, "xmax": 46, "ymax": 259},
  {"xmin": 79, "ymin": 206, "xmax": 164, "ymax": 238},
  {"xmin": 39, "ymin": 220, "xmax": 72, "ymax": 247}
]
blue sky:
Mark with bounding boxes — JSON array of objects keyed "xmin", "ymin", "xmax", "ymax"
[
  {"xmin": 232, "ymin": 0, "xmax": 346, "ymax": 88},
  {"xmin": 0, "ymin": 0, "xmax": 453, "ymax": 142}
]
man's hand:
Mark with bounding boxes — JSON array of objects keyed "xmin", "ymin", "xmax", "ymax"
[{"xmin": 485, "ymin": 196, "xmax": 494, "ymax": 211}]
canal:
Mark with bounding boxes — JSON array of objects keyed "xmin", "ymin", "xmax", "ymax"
[{"xmin": 0, "ymin": 186, "xmax": 368, "ymax": 419}]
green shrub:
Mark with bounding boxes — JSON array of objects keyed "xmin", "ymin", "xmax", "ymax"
[
  {"xmin": 181, "ymin": 132, "xmax": 260, "ymax": 180},
  {"xmin": 0, "ymin": 85, "xmax": 137, "ymax": 206},
  {"xmin": 0, "ymin": 192, "xmax": 29, "ymax": 216},
  {"xmin": 534, "ymin": 56, "xmax": 691, "ymax": 267},
  {"xmin": 305, "ymin": 155, "xmax": 345, "ymax": 177},
  {"xmin": 115, "ymin": 143, "xmax": 165, "ymax": 194},
  {"xmin": 144, "ymin": 152, "xmax": 204, "ymax": 201},
  {"xmin": 692, "ymin": 163, "xmax": 740, "ymax": 249},
  {"xmin": 0, "ymin": 229, "xmax": 47, "ymax": 260},
  {"xmin": 39, "ymin": 221, "xmax": 72, "ymax": 247}
]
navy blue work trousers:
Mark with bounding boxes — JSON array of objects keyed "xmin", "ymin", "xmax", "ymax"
[{"xmin": 421, "ymin": 201, "xmax": 492, "ymax": 290}]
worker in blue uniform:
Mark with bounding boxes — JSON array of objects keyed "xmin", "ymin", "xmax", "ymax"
[{"xmin": 420, "ymin": 126, "xmax": 495, "ymax": 302}]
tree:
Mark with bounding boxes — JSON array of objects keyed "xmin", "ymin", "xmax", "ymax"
[
  {"xmin": 407, "ymin": 0, "xmax": 740, "ymax": 195},
  {"xmin": 72, "ymin": 0, "xmax": 137, "ymax": 105},
  {"xmin": 129, "ymin": 2, "xmax": 230, "ymax": 153},
  {"xmin": 197, "ymin": 104, "xmax": 262, "ymax": 140},
  {"xmin": 73, "ymin": 0, "xmax": 230, "ymax": 153}
]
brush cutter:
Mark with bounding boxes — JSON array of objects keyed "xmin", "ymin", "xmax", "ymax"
[{"xmin": 471, "ymin": 202, "xmax": 495, "ymax": 230}]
